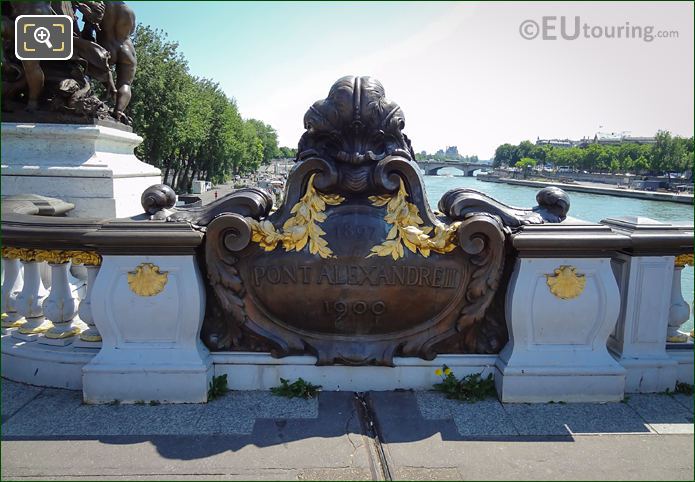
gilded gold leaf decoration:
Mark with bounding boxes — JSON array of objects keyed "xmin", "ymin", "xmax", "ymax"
[
  {"xmin": 675, "ymin": 254, "xmax": 694, "ymax": 267},
  {"xmin": 545, "ymin": 265, "xmax": 586, "ymax": 300},
  {"xmin": 246, "ymin": 173, "xmax": 344, "ymax": 259},
  {"xmin": 35, "ymin": 250, "xmax": 72, "ymax": 264},
  {"xmin": 2, "ymin": 247, "xmax": 102, "ymax": 265},
  {"xmin": 367, "ymin": 179, "xmax": 460, "ymax": 260},
  {"xmin": 1, "ymin": 247, "xmax": 25, "ymax": 260},
  {"xmin": 127, "ymin": 263, "xmax": 169, "ymax": 297},
  {"xmin": 66, "ymin": 250, "xmax": 102, "ymax": 266}
]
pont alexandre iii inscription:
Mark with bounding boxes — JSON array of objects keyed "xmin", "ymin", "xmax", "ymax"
[
  {"xmin": 252, "ymin": 264, "xmax": 461, "ymax": 289},
  {"xmin": 153, "ymin": 76, "xmax": 570, "ymax": 365}
]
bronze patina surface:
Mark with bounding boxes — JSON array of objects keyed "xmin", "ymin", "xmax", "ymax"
[
  {"xmin": 151, "ymin": 76, "xmax": 570, "ymax": 365},
  {"xmin": 1, "ymin": 1, "xmax": 136, "ymax": 125}
]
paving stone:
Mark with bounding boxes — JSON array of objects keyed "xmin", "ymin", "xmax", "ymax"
[
  {"xmin": 626, "ymin": 394, "xmax": 694, "ymax": 434},
  {"xmin": 671, "ymin": 393, "xmax": 694, "ymax": 413},
  {"xmin": 2, "ymin": 387, "xmax": 318, "ymax": 437},
  {"xmin": 451, "ymin": 400, "xmax": 518, "ymax": 437},
  {"xmin": 503, "ymin": 402, "xmax": 652, "ymax": 436},
  {"xmin": 1, "ymin": 379, "xmax": 43, "ymax": 424},
  {"xmin": 415, "ymin": 391, "xmax": 517, "ymax": 437},
  {"xmin": 415, "ymin": 391, "xmax": 455, "ymax": 419}
]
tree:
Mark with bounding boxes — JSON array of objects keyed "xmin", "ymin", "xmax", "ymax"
[
  {"xmin": 128, "ymin": 24, "xmax": 284, "ymax": 193},
  {"xmin": 246, "ymin": 119, "xmax": 279, "ymax": 164},
  {"xmin": 513, "ymin": 141, "xmax": 534, "ymax": 163},
  {"xmin": 493, "ymin": 143, "xmax": 514, "ymax": 167},
  {"xmin": 515, "ymin": 157, "xmax": 537, "ymax": 169},
  {"xmin": 129, "ymin": 25, "xmax": 191, "ymax": 183},
  {"xmin": 278, "ymin": 146, "xmax": 297, "ymax": 159}
]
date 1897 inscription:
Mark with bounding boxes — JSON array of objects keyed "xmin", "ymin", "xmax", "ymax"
[{"xmin": 253, "ymin": 263, "xmax": 461, "ymax": 289}]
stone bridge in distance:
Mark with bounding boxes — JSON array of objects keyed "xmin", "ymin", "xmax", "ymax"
[{"xmin": 416, "ymin": 160, "xmax": 491, "ymax": 176}]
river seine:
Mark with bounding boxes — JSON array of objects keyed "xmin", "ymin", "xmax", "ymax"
[{"xmin": 423, "ymin": 170, "xmax": 694, "ymax": 332}]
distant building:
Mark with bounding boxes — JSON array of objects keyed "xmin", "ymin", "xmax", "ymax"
[
  {"xmin": 535, "ymin": 132, "xmax": 656, "ymax": 148},
  {"xmin": 593, "ymin": 132, "xmax": 656, "ymax": 145},
  {"xmin": 536, "ymin": 138, "xmax": 578, "ymax": 148}
]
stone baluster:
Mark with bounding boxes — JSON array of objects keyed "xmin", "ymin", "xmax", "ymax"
[
  {"xmin": 71, "ymin": 251, "xmax": 103, "ymax": 347},
  {"xmin": 1, "ymin": 248, "xmax": 25, "ymax": 331},
  {"xmin": 39, "ymin": 251, "xmax": 87, "ymax": 346},
  {"xmin": 13, "ymin": 250, "xmax": 52, "ymax": 341},
  {"xmin": 667, "ymin": 254, "xmax": 693, "ymax": 343}
]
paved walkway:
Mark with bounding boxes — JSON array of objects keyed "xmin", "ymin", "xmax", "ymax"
[{"xmin": 2, "ymin": 378, "xmax": 693, "ymax": 480}]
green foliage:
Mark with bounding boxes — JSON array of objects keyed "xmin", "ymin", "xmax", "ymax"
[
  {"xmin": 433, "ymin": 365, "xmax": 497, "ymax": 402},
  {"xmin": 675, "ymin": 382, "xmax": 694, "ymax": 395},
  {"xmin": 271, "ymin": 377, "xmax": 322, "ymax": 399},
  {"xmin": 416, "ymin": 148, "xmax": 479, "ymax": 163},
  {"xmin": 278, "ymin": 146, "xmax": 297, "ymax": 159},
  {"xmin": 128, "ymin": 25, "xmax": 281, "ymax": 192},
  {"xmin": 515, "ymin": 157, "xmax": 537, "ymax": 169},
  {"xmin": 494, "ymin": 133, "xmax": 694, "ymax": 176},
  {"xmin": 208, "ymin": 374, "xmax": 228, "ymax": 400}
]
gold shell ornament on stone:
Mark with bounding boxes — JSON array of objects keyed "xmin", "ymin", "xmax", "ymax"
[
  {"xmin": 127, "ymin": 263, "xmax": 168, "ymax": 297},
  {"xmin": 545, "ymin": 265, "xmax": 586, "ymax": 300}
]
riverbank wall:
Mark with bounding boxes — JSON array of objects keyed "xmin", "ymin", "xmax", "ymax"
[{"xmin": 476, "ymin": 175, "xmax": 693, "ymax": 205}]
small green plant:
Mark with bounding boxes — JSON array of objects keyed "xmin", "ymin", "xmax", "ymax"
[
  {"xmin": 271, "ymin": 377, "xmax": 321, "ymax": 399},
  {"xmin": 208, "ymin": 374, "xmax": 228, "ymax": 400},
  {"xmin": 675, "ymin": 382, "xmax": 694, "ymax": 395},
  {"xmin": 433, "ymin": 365, "xmax": 496, "ymax": 402}
]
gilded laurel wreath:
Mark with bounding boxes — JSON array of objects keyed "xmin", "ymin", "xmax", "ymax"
[
  {"xmin": 368, "ymin": 179, "xmax": 460, "ymax": 260},
  {"xmin": 246, "ymin": 173, "xmax": 345, "ymax": 259}
]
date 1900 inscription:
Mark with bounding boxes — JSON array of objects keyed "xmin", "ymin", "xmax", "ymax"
[{"xmin": 253, "ymin": 263, "xmax": 461, "ymax": 289}]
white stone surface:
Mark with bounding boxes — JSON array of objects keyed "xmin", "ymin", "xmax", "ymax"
[
  {"xmin": 82, "ymin": 255, "xmax": 212, "ymax": 403},
  {"xmin": 496, "ymin": 257, "xmax": 626, "ymax": 402},
  {"xmin": 608, "ymin": 255, "xmax": 679, "ymax": 392},
  {"xmin": 1, "ymin": 257, "xmax": 24, "ymax": 327},
  {"xmin": 213, "ymin": 353, "xmax": 498, "ymax": 391},
  {"xmin": 668, "ymin": 347, "xmax": 694, "ymax": 385},
  {"xmin": 1, "ymin": 333, "xmax": 92, "ymax": 389},
  {"xmin": 1, "ymin": 122, "xmax": 161, "ymax": 218}
]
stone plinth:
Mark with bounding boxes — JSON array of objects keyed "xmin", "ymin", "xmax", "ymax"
[
  {"xmin": 495, "ymin": 257, "xmax": 626, "ymax": 402},
  {"xmin": 82, "ymin": 255, "xmax": 212, "ymax": 403},
  {"xmin": 1, "ymin": 122, "xmax": 161, "ymax": 218}
]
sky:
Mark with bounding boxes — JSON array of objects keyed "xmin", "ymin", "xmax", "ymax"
[{"xmin": 131, "ymin": 1, "xmax": 694, "ymax": 159}]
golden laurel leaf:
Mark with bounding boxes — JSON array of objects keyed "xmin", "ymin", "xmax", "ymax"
[
  {"xmin": 367, "ymin": 179, "xmax": 460, "ymax": 260},
  {"xmin": 246, "ymin": 174, "xmax": 344, "ymax": 259}
]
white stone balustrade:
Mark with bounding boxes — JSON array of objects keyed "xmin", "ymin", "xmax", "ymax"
[
  {"xmin": 38, "ymin": 252, "xmax": 86, "ymax": 346},
  {"xmin": 602, "ymin": 217, "xmax": 694, "ymax": 392},
  {"xmin": 1, "ymin": 251, "xmax": 25, "ymax": 330},
  {"xmin": 667, "ymin": 255, "xmax": 693, "ymax": 343},
  {"xmin": 73, "ymin": 259, "xmax": 103, "ymax": 347},
  {"xmin": 12, "ymin": 251, "xmax": 52, "ymax": 340}
]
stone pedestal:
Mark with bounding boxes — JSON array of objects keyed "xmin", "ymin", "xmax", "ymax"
[
  {"xmin": 601, "ymin": 216, "xmax": 694, "ymax": 392},
  {"xmin": 608, "ymin": 254, "xmax": 678, "ymax": 392},
  {"xmin": 495, "ymin": 257, "xmax": 625, "ymax": 402},
  {"xmin": 82, "ymin": 255, "xmax": 212, "ymax": 403},
  {"xmin": 1, "ymin": 122, "xmax": 161, "ymax": 218}
]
